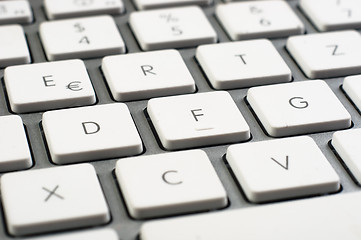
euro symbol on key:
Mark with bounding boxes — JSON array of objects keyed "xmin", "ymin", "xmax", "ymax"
[{"xmin": 66, "ymin": 81, "xmax": 83, "ymax": 91}]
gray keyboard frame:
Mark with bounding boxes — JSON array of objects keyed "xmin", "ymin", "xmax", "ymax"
[{"xmin": 0, "ymin": 0, "xmax": 361, "ymax": 239}]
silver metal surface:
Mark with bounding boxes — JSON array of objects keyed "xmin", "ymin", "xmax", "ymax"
[{"xmin": 0, "ymin": 0, "xmax": 360, "ymax": 239}]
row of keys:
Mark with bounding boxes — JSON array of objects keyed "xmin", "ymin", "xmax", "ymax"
[
  {"xmin": 0, "ymin": 1, "xmax": 311, "ymax": 65},
  {"xmin": 4, "ymin": 32, "xmax": 361, "ymax": 114},
  {"xmin": 1, "ymin": 78, "xmax": 356, "ymax": 171},
  {"xmin": 4, "ymin": 51, "xmax": 196, "ymax": 113},
  {"xmin": 0, "ymin": 0, "xmax": 209, "ymax": 25},
  {"xmin": 2, "ymin": 26, "xmax": 361, "ymax": 86},
  {"xmin": 3, "ymin": 0, "xmax": 361, "ymax": 32},
  {"xmin": 117, "ymin": 137, "xmax": 340, "ymax": 219},
  {"xmin": 5, "ymin": 130, "xmax": 361, "ymax": 235}
]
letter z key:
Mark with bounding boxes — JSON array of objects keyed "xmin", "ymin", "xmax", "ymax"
[{"xmin": 287, "ymin": 30, "xmax": 361, "ymax": 78}]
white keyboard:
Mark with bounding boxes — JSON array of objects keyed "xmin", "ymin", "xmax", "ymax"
[{"xmin": 0, "ymin": 0, "xmax": 361, "ymax": 239}]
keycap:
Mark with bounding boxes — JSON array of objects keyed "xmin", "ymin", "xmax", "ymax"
[
  {"xmin": 196, "ymin": 39, "xmax": 292, "ymax": 89},
  {"xmin": 227, "ymin": 136, "xmax": 340, "ymax": 203},
  {"xmin": 0, "ymin": 0, "xmax": 32, "ymax": 25},
  {"xmin": 0, "ymin": 115, "xmax": 32, "ymax": 172},
  {"xmin": 26, "ymin": 229, "xmax": 118, "ymax": 240},
  {"xmin": 147, "ymin": 91, "xmax": 250, "ymax": 150},
  {"xmin": 129, "ymin": 6, "xmax": 217, "ymax": 51},
  {"xmin": 44, "ymin": 0, "xmax": 124, "ymax": 20},
  {"xmin": 4, "ymin": 59, "xmax": 96, "ymax": 113},
  {"xmin": 133, "ymin": 0, "xmax": 211, "ymax": 10},
  {"xmin": 0, "ymin": 24, "xmax": 30, "ymax": 68},
  {"xmin": 286, "ymin": 30, "xmax": 361, "ymax": 79},
  {"xmin": 102, "ymin": 49, "xmax": 196, "ymax": 101},
  {"xmin": 39, "ymin": 15, "xmax": 125, "ymax": 61},
  {"xmin": 116, "ymin": 150, "xmax": 227, "ymax": 219},
  {"xmin": 1, "ymin": 164, "xmax": 110, "ymax": 236},
  {"xmin": 247, "ymin": 80, "xmax": 351, "ymax": 137},
  {"xmin": 140, "ymin": 191, "xmax": 361, "ymax": 240},
  {"xmin": 343, "ymin": 74, "xmax": 361, "ymax": 111},
  {"xmin": 215, "ymin": 1, "xmax": 304, "ymax": 41},
  {"xmin": 300, "ymin": 0, "xmax": 361, "ymax": 31},
  {"xmin": 332, "ymin": 129, "xmax": 361, "ymax": 184},
  {"xmin": 42, "ymin": 103, "xmax": 143, "ymax": 164}
]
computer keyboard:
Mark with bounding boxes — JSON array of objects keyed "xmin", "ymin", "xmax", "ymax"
[{"xmin": 0, "ymin": 0, "xmax": 361, "ymax": 239}]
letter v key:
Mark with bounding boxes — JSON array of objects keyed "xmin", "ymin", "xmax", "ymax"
[{"xmin": 270, "ymin": 156, "xmax": 289, "ymax": 170}]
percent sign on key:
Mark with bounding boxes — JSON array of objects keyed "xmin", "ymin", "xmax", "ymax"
[{"xmin": 159, "ymin": 13, "xmax": 178, "ymax": 22}]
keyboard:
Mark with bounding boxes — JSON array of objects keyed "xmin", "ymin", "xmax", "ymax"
[{"xmin": 1, "ymin": 0, "xmax": 361, "ymax": 239}]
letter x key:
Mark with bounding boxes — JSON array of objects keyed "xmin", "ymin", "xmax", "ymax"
[{"xmin": 42, "ymin": 185, "xmax": 64, "ymax": 202}]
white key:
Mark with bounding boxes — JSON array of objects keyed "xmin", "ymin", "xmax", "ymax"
[
  {"xmin": 196, "ymin": 39, "xmax": 292, "ymax": 89},
  {"xmin": 133, "ymin": 0, "xmax": 211, "ymax": 10},
  {"xmin": 300, "ymin": 0, "xmax": 361, "ymax": 31},
  {"xmin": 23, "ymin": 229, "xmax": 118, "ymax": 240},
  {"xmin": 215, "ymin": 1, "xmax": 304, "ymax": 41},
  {"xmin": 247, "ymin": 80, "xmax": 351, "ymax": 137},
  {"xmin": 147, "ymin": 91, "xmax": 250, "ymax": 150},
  {"xmin": 286, "ymin": 30, "xmax": 361, "ymax": 79},
  {"xmin": 140, "ymin": 191, "xmax": 361, "ymax": 240},
  {"xmin": 4, "ymin": 59, "xmax": 96, "ymax": 113},
  {"xmin": 42, "ymin": 103, "xmax": 143, "ymax": 164},
  {"xmin": 1, "ymin": 164, "xmax": 110, "ymax": 236},
  {"xmin": 0, "ymin": 0, "xmax": 32, "ymax": 24},
  {"xmin": 343, "ymin": 74, "xmax": 361, "ymax": 111},
  {"xmin": 129, "ymin": 6, "xmax": 217, "ymax": 51},
  {"xmin": 44, "ymin": 0, "xmax": 124, "ymax": 20},
  {"xmin": 227, "ymin": 136, "xmax": 340, "ymax": 203},
  {"xmin": 0, "ymin": 24, "xmax": 30, "ymax": 68},
  {"xmin": 39, "ymin": 15, "xmax": 125, "ymax": 61},
  {"xmin": 116, "ymin": 150, "xmax": 227, "ymax": 219},
  {"xmin": 102, "ymin": 49, "xmax": 195, "ymax": 101},
  {"xmin": 332, "ymin": 129, "xmax": 361, "ymax": 184},
  {"xmin": 0, "ymin": 115, "xmax": 32, "ymax": 172}
]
